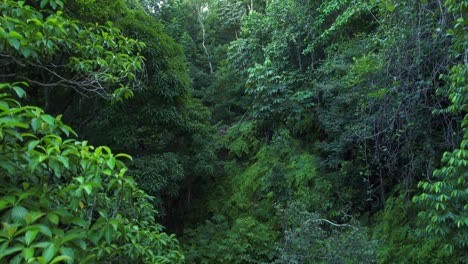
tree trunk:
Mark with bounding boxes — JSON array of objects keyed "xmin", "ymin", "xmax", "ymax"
[{"xmin": 197, "ymin": 7, "xmax": 214, "ymax": 74}]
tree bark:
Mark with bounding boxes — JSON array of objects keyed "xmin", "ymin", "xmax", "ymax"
[{"xmin": 197, "ymin": 7, "xmax": 214, "ymax": 74}]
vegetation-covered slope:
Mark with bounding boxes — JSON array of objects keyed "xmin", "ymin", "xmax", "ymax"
[
  {"xmin": 157, "ymin": 0, "xmax": 467, "ymax": 262},
  {"xmin": 0, "ymin": 0, "xmax": 466, "ymax": 263}
]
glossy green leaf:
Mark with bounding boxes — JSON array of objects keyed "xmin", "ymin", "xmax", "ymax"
[
  {"xmin": 47, "ymin": 213, "xmax": 59, "ymax": 225},
  {"xmin": 42, "ymin": 243, "xmax": 57, "ymax": 263},
  {"xmin": 25, "ymin": 230, "xmax": 40, "ymax": 246},
  {"xmin": 12, "ymin": 86, "xmax": 26, "ymax": 98}
]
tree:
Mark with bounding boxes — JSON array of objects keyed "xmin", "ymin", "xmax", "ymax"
[
  {"xmin": 273, "ymin": 202, "xmax": 377, "ymax": 264},
  {"xmin": 413, "ymin": 0, "xmax": 468, "ymax": 258},
  {"xmin": 0, "ymin": 83, "xmax": 183, "ymax": 263},
  {"xmin": 179, "ymin": 0, "xmax": 465, "ymax": 262},
  {"xmin": 0, "ymin": 1, "xmax": 187, "ymax": 262},
  {"xmin": 0, "ymin": 0, "xmax": 144, "ymax": 101},
  {"xmin": 62, "ymin": 1, "xmax": 219, "ymax": 233}
]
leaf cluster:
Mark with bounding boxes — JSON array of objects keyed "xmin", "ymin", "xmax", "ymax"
[{"xmin": 0, "ymin": 83, "xmax": 184, "ymax": 263}]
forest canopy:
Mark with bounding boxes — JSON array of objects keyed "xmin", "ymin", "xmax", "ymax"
[{"xmin": 0, "ymin": 0, "xmax": 467, "ymax": 263}]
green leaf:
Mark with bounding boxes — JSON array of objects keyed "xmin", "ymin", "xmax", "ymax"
[
  {"xmin": 0, "ymin": 245, "xmax": 23, "ymax": 258},
  {"xmin": 31, "ymin": 118, "xmax": 41, "ymax": 132},
  {"xmin": 0, "ymin": 162, "xmax": 15, "ymax": 174},
  {"xmin": 56, "ymin": 156, "xmax": 69, "ymax": 168},
  {"xmin": 50, "ymin": 0, "xmax": 57, "ymax": 9},
  {"xmin": 59, "ymin": 247, "xmax": 74, "ymax": 259},
  {"xmin": 41, "ymin": 115, "xmax": 55, "ymax": 126},
  {"xmin": 8, "ymin": 31, "xmax": 22, "ymax": 39},
  {"xmin": 0, "ymin": 200, "xmax": 9, "ymax": 210},
  {"xmin": 70, "ymin": 217, "xmax": 87, "ymax": 228},
  {"xmin": 62, "ymin": 231, "xmax": 85, "ymax": 243},
  {"xmin": 27, "ymin": 18, "xmax": 42, "ymax": 26},
  {"xmin": 50, "ymin": 256, "xmax": 72, "ymax": 264},
  {"xmin": 0, "ymin": 101, "xmax": 9, "ymax": 111},
  {"xmin": 40, "ymin": 0, "xmax": 50, "ymax": 9},
  {"xmin": 47, "ymin": 213, "xmax": 59, "ymax": 225},
  {"xmin": 107, "ymin": 157, "xmax": 116, "ymax": 170},
  {"xmin": 55, "ymin": 0, "xmax": 64, "ymax": 8},
  {"xmin": 25, "ymin": 230, "xmax": 39, "ymax": 246},
  {"xmin": 49, "ymin": 159, "xmax": 62, "ymax": 177},
  {"xmin": 23, "ymin": 247, "xmax": 34, "ymax": 260},
  {"xmin": 104, "ymin": 225, "xmax": 113, "ymax": 243},
  {"xmin": 74, "ymin": 176, "xmax": 84, "ymax": 185},
  {"xmin": 20, "ymin": 48, "xmax": 32, "ymax": 59},
  {"xmin": 1, "ymin": 120, "xmax": 28, "ymax": 129},
  {"xmin": 42, "ymin": 243, "xmax": 57, "ymax": 263},
  {"xmin": 8, "ymin": 38, "xmax": 20, "ymax": 50},
  {"xmin": 4, "ymin": 223, "xmax": 18, "ymax": 239},
  {"xmin": 10, "ymin": 254, "xmax": 22, "ymax": 264},
  {"xmin": 32, "ymin": 241, "xmax": 51, "ymax": 249},
  {"xmin": 25, "ymin": 211, "xmax": 44, "ymax": 225},
  {"xmin": 12, "ymin": 86, "xmax": 26, "ymax": 98},
  {"xmin": 11, "ymin": 206, "xmax": 28, "ymax": 222},
  {"xmin": 28, "ymin": 140, "xmax": 41, "ymax": 152},
  {"xmin": 82, "ymin": 184, "xmax": 92, "ymax": 195},
  {"xmin": 115, "ymin": 153, "xmax": 133, "ymax": 160},
  {"xmin": 38, "ymin": 225, "xmax": 52, "ymax": 238}
]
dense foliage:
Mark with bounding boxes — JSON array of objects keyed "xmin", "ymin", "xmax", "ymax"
[
  {"xmin": 157, "ymin": 0, "xmax": 467, "ymax": 262},
  {"xmin": 0, "ymin": 0, "xmax": 144, "ymax": 101},
  {"xmin": 0, "ymin": 82, "xmax": 183, "ymax": 263},
  {"xmin": 1, "ymin": 0, "xmax": 467, "ymax": 262},
  {"xmin": 0, "ymin": 0, "xmax": 186, "ymax": 262}
]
